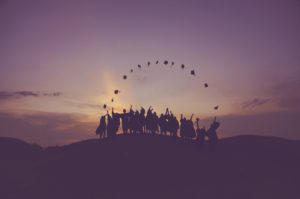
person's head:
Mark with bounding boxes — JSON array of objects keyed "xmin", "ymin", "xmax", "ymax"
[{"xmin": 123, "ymin": 109, "xmax": 126, "ymax": 113}]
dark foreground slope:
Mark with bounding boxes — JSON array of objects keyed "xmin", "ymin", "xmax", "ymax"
[{"xmin": 0, "ymin": 135, "xmax": 300, "ymax": 199}]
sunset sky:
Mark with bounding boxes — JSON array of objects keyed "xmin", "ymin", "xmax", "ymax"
[{"xmin": 0, "ymin": 0, "xmax": 299, "ymax": 146}]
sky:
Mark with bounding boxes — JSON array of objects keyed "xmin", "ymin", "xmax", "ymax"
[{"xmin": 0, "ymin": 0, "xmax": 300, "ymax": 146}]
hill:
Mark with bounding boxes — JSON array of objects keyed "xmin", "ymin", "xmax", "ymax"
[{"xmin": 0, "ymin": 135, "xmax": 300, "ymax": 199}]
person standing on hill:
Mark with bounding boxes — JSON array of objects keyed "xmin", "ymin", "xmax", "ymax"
[
  {"xmin": 206, "ymin": 117, "xmax": 220, "ymax": 144},
  {"xmin": 96, "ymin": 115, "xmax": 107, "ymax": 139},
  {"xmin": 195, "ymin": 118, "xmax": 206, "ymax": 143},
  {"xmin": 121, "ymin": 108, "xmax": 129, "ymax": 134}
]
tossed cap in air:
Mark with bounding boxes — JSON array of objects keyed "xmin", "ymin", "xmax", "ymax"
[
  {"xmin": 156, "ymin": 60, "xmax": 159, "ymax": 64},
  {"xmin": 114, "ymin": 90, "xmax": 120, "ymax": 94},
  {"xmin": 164, "ymin": 60, "xmax": 168, "ymax": 65},
  {"xmin": 181, "ymin": 64, "xmax": 185, "ymax": 69},
  {"xmin": 204, "ymin": 83, "xmax": 208, "ymax": 88},
  {"xmin": 111, "ymin": 98, "xmax": 114, "ymax": 102},
  {"xmin": 191, "ymin": 70, "xmax": 195, "ymax": 75},
  {"xmin": 171, "ymin": 61, "xmax": 174, "ymax": 66},
  {"xmin": 214, "ymin": 106, "xmax": 219, "ymax": 110},
  {"xmin": 123, "ymin": 75, "xmax": 127, "ymax": 80},
  {"xmin": 103, "ymin": 104, "xmax": 107, "ymax": 109},
  {"xmin": 138, "ymin": 64, "xmax": 141, "ymax": 69},
  {"xmin": 130, "ymin": 69, "xmax": 133, "ymax": 73},
  {"xmin": 147, "ymin": 61, "xmax": 150, "ymax": 66}
]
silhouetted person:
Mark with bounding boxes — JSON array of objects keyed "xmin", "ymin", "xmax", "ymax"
[
  {"xmin": 121, "ymin": 108, "xmax": 129, "ymax": 134},
  {"xmin": 106, "ymin": 108, "xmax": 120, "ymax": 138},
  {"xmin": 168, "ymin": 112, "xmax": 179, "ymax": 137},
  {"xmin": 107, "ymin": 111, "xmax": 113, "ymax": 138},
  {"xmin": 96, "ymin": 115, "xmax": 107, "ymax": 139},
  {"xmin": 146, "ymin": 110, "xmax": 159, "ymax": 134},
  {"xmin": 111, "ymin": 108, "xmax": 120, "ymax": 137},
  {"xmin": 146, "ymin": 106, "xmax": 155, "ymax": 134},
  {"xmin": 180, "ymin": 114, "xmax": 196, "ymax": 139},
  {"xmin": 206, "ymin": 117, "xmax": 220, "ymax": 144},
  {"xmin": 159, "ymin": 113, "xmax": 166, "ymax": 135},
  {"xmin": 195, "ymin": 118, "xmax": 206, "ymax": 143},
  {"xmin": 139, "ymin": 107, "xmax": 146, "ymax": 133},
  {"xmin": 132, "ymin": 110, "xmax": 139, "ymax": 134},
  {"xmin": 180, "ymin": 114, "xmax": 186, "ymax": 138},
  {"xmin": 128, "ymin": 105, "xmax": 135, "ymax": 133},
  {"xmin": 186, "ymin": 114, "xmax": 196, "ymax": 139}
]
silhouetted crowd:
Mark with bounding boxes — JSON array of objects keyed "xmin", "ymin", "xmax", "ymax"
[{"xmin": 96, "ymin": 106, "xmax": 220, "ymax": 143}]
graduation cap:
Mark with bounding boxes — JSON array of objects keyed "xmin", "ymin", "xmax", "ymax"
[
  {"xmin": 111, "ymin": 98, "xmax": 114, "ymax": 102},
  {"xmin": 164, "ymin": 60, "xmax": 168, "ymax": 65},
  {"xmin": 103, "ymin": 104, "xmax": 107, "ymax": 109},
  {"xmin": 181, "ymin": 64, "xmax": 185, "ymax": 69},
  {"xmin": 137, "ymin": 64, "xmax": 142, "ymax": 69},
  {"xmin": 114, "ymin": 90, "xmax": 120, "ymax": 94},
  {"xmin": 214, "ymin": 106, "xmax": 219, "ymax": 110},
  {"xmin": 156, "ymin": 60, "xmax": 159, "ymax": 64},
  {"xmin": 130, "ymin": 69, "xmax": 133, "ymax": 73},
  {"xmin": 147, "ymin": 61, "xmax": 150, "ymax": 66},
  {"xmin": 190, "ymin": 70, "xmax": 195, "ymax": 75},
  {"xmin": 171, "ymin": 61, "xmax": 174, "ymax": 66},
  {"xmin": 123, "ymin": 75, "xmax": 127, "ymax": 80},
  {"xmin": 204, "ymin": 83, "xmax": 208, "ymax": 88}
]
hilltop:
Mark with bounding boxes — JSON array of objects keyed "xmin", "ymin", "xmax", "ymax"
[{"xmin": 0, "ymin": 134, "xmax": 300, "ymax": 199}]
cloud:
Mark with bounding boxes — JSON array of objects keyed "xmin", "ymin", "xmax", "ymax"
[
  {"xmin": 0, "ymin": 91, "xmax": 62, "ymax": 101},
  {"xmin": 214, "ymin": 110, "xmax": 300, "ymax": 140},
  {"xmin": 270, "ymin": 77, "xmax": 300, "ymax": 110},
  {"xmin": 0, "ymin": 111, "xmax": 96, "ymax": 146},
  {"xmin": 77, "ymin": 102, "xmax": 101, "ymax": 109},
  {"xmin": 242, "ymin": 98, "xmax": 271, "ymax": 109}
]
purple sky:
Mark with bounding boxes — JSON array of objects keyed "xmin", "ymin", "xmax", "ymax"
[{"xmin": 0, "ymin": 0, "xmax": 300, "ymax": 146}]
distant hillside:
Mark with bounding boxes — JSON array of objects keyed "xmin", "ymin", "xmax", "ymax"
[{"xmin": 0, "ymin": 135, "xmax": 299, "ymax": 199}]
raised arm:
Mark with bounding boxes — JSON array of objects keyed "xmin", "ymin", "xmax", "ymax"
[
  {"xmin": 190, "ymin": 114, "xmax": 194, "ymax": 120},
  {"xmin": 165, "ymin": 108, "xmax": 169, "ymax": 115},
  {"xmin": 196, "ymin": 118, "xmax": 200, "ymax": 129},
  {"xmin": 130, "ymin": 105, "xmax": 133, "ymax": 112}
]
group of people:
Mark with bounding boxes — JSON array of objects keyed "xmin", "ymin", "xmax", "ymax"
[{"xmin": 96, "ymin": 106, "xmax": 220, "ymax": 143}]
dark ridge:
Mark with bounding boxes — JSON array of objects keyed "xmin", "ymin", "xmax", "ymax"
[
  {"xmin": 0, "ymin": 135, "xmax": 300, "ymax": 199},
  {"xmin": 0, "ymin": 137, "xmax": 42, "ymax": 160}
]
